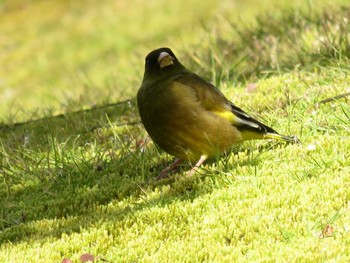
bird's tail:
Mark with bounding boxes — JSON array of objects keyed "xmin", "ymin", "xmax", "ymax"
[{"xmin": 264, "ymin": 133, "xmax": 300, "ymax": 144}]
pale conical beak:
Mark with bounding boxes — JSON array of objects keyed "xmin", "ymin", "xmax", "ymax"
[{"xmin": 158, "ymin": 52, "xmax": 174, "ymax": 68}]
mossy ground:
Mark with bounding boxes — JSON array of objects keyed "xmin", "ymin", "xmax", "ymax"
[{"xmin": 1, "ymin": 0, "xmax": 350, "ymax": 262}]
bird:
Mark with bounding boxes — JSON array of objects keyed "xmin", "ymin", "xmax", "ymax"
[{"xmin": 137, "ymin": 47, "xmax": 299, "ymax": 179}]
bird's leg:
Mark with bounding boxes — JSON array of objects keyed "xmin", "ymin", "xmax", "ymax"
[
  {"xmin": 187, "ymin": 155, "xmax": 207, "ymax": 177},
  {"xmin": 156, "ymin": 158, "xmax": 182, "ymax": 180}
]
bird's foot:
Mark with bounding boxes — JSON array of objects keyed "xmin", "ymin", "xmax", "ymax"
[
  {"xmin": 186, "ymin": 155, "xmax": 207, "ymax": 177},
  {"xmin": 156, "ymin": 159, "xmax": 182, "ymax": 180},
  {"xmin": 156, "ymin": 155, "xmax": 208, "ymax": 180}
]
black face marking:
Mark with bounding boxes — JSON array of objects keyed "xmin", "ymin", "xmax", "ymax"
[{"xmin": 144, "ymin": 47, "xmax": 177, "ymax": 70}]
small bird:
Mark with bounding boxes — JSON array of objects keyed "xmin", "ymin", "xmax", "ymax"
[{"xmin": 137, "ymin": 47, "xmax": 298, "ymax": 179}]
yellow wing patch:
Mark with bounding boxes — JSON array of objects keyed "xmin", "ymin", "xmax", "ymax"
[
  {"xmin": 213, "ymin": 110, "xmax": 261, "ymax": 129},
  {"xmin": 213, "ymin": 110, "xmax": 235, "ymax": 123}
]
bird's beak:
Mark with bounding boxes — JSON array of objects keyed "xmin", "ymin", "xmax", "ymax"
[{"xmin": 158, "ymin": 52, "xmax": 174, "ymax": 68}]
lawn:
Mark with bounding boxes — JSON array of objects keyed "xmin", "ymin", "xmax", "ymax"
[{"xmin": 1, "ymin": 0, "xmax": 350, "ymax": 262}]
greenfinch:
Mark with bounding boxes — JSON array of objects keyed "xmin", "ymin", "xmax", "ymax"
[{"xmin": 137, "ymin": 47, "xmax": 298, "ymax": 179}]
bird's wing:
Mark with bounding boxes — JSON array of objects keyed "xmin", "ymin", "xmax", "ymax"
[{"xmin": 175, "ymin": 73, "xmax": 277, "ymax": 135}]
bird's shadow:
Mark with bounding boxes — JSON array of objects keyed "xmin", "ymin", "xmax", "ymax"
[{"xmin": 0, "ymin": 101, "xmax": 218, "ymax": 244}]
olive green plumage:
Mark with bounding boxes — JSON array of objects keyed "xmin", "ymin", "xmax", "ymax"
[{"xmin": 137, "ymin": 47, "xmax": 297, "ymax": 175}]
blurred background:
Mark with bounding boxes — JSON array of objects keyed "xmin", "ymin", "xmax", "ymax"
[{"xmin": 0, "ymin": 0, "xmax": 348, "ymax": 122}]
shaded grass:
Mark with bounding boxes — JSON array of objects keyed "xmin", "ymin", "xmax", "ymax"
[
  {"xmin": 185, "ymin": 5, "xmax": 350, "ymax": 84},
  {"xmin": 0, "ymin": 99, "xmax": 138, "ymax": 149}
]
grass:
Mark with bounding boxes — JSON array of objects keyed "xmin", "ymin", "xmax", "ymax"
[{"xmin": 1, "ymin": 0, "xmax": 350, "ymax": 262}]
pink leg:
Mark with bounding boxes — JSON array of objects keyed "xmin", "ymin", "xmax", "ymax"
[
  {"xmin": 187, "ymin": 155, "xmax": 207, "ymax": 177},
  {"xmin": 156, "ymin": 158, "xmax": 182, "ymax": 180}
]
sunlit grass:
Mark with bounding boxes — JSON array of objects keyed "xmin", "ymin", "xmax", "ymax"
[{"xmin": 0, "ymin": 0, "xmax": 221, "ymax": 120}]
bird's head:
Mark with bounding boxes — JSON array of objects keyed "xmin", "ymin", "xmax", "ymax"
[{"xmin": 142, "ymin": 47, "xmax": 185, "ymax": 85}]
